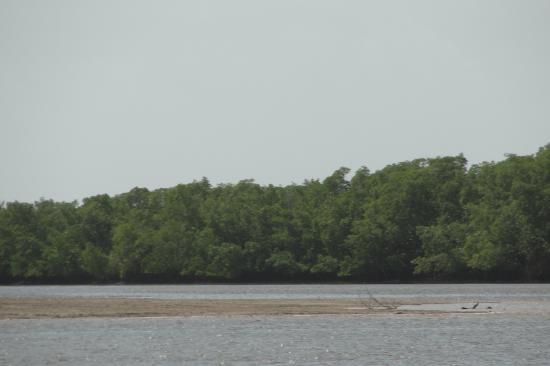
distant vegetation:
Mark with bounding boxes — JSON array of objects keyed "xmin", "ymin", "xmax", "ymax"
[{"xmin": 1, "ymin": 145, "xmax": 550, "ymax": 283}]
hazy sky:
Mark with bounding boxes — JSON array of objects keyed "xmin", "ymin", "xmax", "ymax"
[{"xmin": 1, "ymin": 0, "xmax": 549, "ymax": 203}]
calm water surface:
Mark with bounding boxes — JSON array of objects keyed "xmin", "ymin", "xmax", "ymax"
[
  {"xmin": 1, "ymin": 283, "xmax": 549, "ymax": 302},
  {"xmin": 1, "ymin": 284, "xmax": 549, "ymax": 365}
]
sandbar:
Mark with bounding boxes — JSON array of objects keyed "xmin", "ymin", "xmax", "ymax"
[{"xmin": 0, "ymin": 298, "xmax": 419, "ymax": 319}]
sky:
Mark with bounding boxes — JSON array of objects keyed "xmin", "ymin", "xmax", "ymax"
[{"xmin": 1, "ymin": 0, "xmax": 549, "ymax": 203}]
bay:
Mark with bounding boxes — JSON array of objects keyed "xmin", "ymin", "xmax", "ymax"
[{"xmin": 1, "ymin": 284, "xmax": 549, "ymax": 365}]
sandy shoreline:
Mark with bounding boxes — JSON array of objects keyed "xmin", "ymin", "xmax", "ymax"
[{"xmin": 0, "ymin": 298, "xmax": 437, "ymax": 319}]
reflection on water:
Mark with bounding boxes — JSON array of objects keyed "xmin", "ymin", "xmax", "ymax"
[{"xmin": 1, "ymin": 314, "xmax": 550, "ymax": 366}]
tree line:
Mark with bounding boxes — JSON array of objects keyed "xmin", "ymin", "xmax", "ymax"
[{"xmin": 1, "ymin": 144, "xmax": 549, "ymax": 283}]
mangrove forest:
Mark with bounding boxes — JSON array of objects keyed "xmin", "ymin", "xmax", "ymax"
[{"xmin": 1, "ymin": 144, "xmax": 549, "ymax": 283}]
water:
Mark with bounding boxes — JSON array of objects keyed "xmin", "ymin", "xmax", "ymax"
[
  {"xmin": 1, "ymin": 314, "xmax": 549, "ymax": 365},
  {"xmin": 1, "ymin": 283, "xmax": 549, "ymax": 302},
  {"xmin": 1, "ymin": 284, "xmax": 550, "ymax": 365}
]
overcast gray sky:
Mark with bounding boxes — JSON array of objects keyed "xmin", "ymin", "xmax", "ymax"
[{"xmin": 1, "ymin": 0, "xmax": 549, "ymax": 203}]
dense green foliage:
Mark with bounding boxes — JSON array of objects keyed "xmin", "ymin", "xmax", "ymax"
[{"xmin": 1, "ymin": 145, "xmax": 550, "ymax": 283}]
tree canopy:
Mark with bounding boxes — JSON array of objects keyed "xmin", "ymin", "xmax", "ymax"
[{"xmin": 1, "ymin": 145, "xmax": 549, "ymax": 283}]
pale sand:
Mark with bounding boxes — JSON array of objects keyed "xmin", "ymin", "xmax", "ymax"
[{"xmin": 0, "ymin": 298, "xmax": 422, "ymax": 319}]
